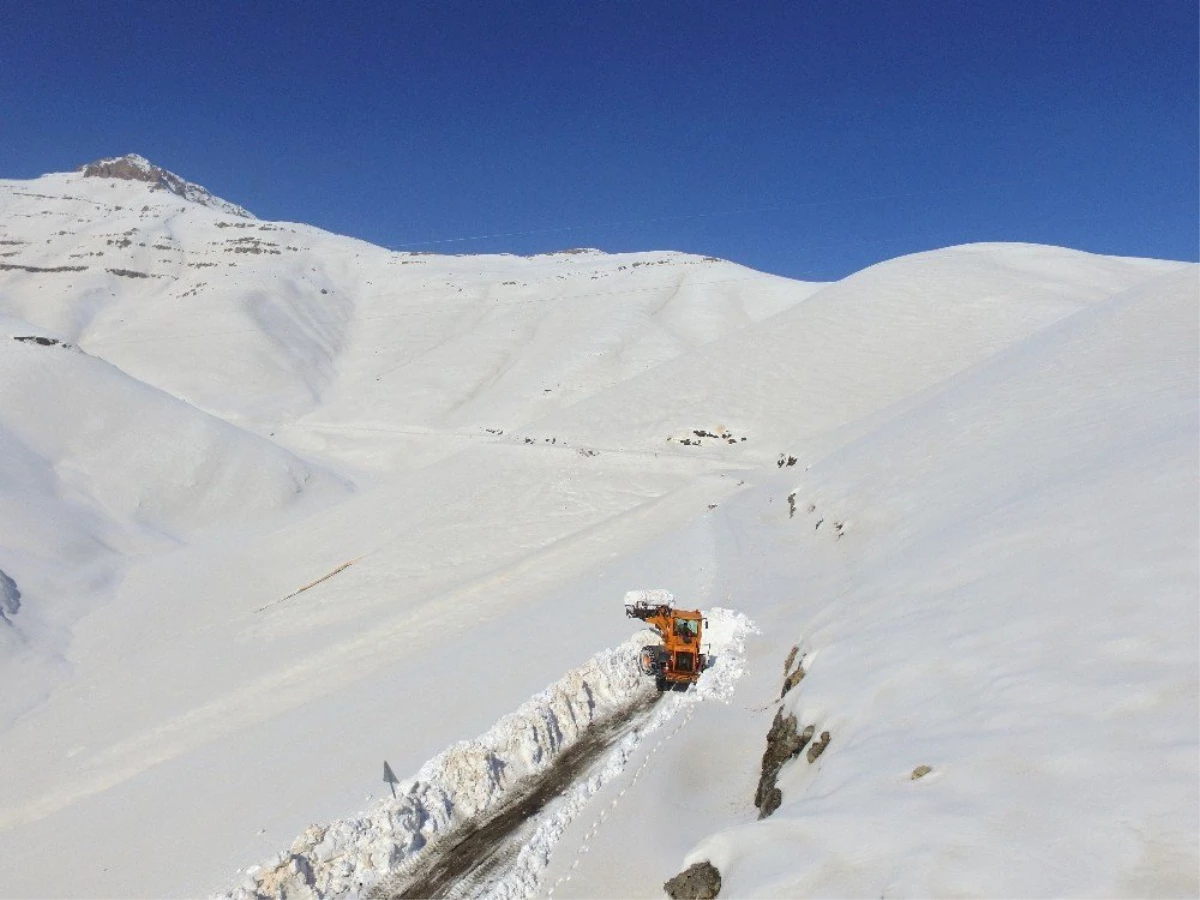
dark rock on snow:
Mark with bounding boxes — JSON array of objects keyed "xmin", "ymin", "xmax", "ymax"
[
  {"xmin": 806, "ymin": 730, "xmax": 831, "ymax": 763},
  {"xmin": 664, "ymin": 860, "xmax": 722, "ymax": 899},
  {"xmin": 754, "ymin": 710, "xmax": 814, "ymax": 818},
  {"xmin": 0, "ymin": 569, "xmax": 21, "ymax": 624}
]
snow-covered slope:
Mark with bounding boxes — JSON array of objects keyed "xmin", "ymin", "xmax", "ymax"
[
  {"xmin": 0, "ymin": 168, "xmax": 820, "ymax": 441},
  {"xmin": 0, "ymin": 314, "xmax": 348, "ymax": 729},
  {"xmin": 532, "ymin": 268, "xmax": 1199, "ymax": 897},
  {"xmin": 0, "ymin": 160, "xmax": 825, "ymax": 896},
  {"xmin": 0, "ymin": 159, "xmax": 1193, "ymax": 898},
  {"xmin": 533, "ymin": 242, "xmax": 1180, "ymax": 463},
  {"xmin": 596, "ymin": 264, "xmax": 1200, "ymax": 899}
]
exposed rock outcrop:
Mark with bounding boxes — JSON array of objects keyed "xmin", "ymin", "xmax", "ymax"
[
  {"xmin": 664, "ymin": 860, "xmax": 722, "ymax": 899},
  {"xmin": 780, "ymin": 645, "xmax": 805, "ymax": 698},
  {"xmin": 806, "ymin": 730, "xmax": 831, "ymax": 763},
  {"xmin": 754, "ymin": 644, "xmax": 819, "ymax": 816},
  {"xmin": 754, "ymin": 710, "xmax": 813, "ymax": 818}
]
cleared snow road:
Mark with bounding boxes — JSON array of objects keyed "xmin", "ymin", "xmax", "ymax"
[
  {"xmin": 226, "ymin": 608, "xmax": 753, "ymax": 900},
  {"xmin": 375, "ymin": 693, "xmax": 662, "ymax": 900}
]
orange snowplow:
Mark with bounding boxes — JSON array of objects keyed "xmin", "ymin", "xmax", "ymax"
[{"xmin": 625, "ymin": 599, "xmax": 709, "ymax": 691}]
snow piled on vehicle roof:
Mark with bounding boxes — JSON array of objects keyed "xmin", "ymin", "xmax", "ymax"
[{"xmin": 622, "ymin": 588, "xmax": 674, "ymax": 608}]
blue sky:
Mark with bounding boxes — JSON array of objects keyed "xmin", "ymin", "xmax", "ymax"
[{"xmin": 2, "ymin": 0, "xmax": 1196, "ymax": 280}]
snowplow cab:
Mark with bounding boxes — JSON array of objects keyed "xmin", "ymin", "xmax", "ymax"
[{"xmin": 625, "ymin": 599, "xmax": 709, "ymax": 691}]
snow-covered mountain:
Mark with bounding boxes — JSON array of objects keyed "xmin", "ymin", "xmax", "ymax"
[
  {"xmin": 81, "ymin": 153, "xmax": 256, "ymax": 218},
  {"xmin": 0, "ymin": 158, "xmax": 1194, "ymax": 899}
]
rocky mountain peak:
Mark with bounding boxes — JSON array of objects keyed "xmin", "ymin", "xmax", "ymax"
[{"xmin": 80, "ymin": 154, "xmax": 256, "ymax": 219}]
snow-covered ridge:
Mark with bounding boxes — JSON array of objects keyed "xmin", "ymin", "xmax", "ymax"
[{"xmin": 80, "ymin": 153, "xmax": 255, "ymax": 219}]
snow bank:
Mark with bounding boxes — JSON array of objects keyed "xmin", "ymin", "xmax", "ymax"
[{"xmin": 223, "ymin": 608, "xmax": 753, "ymax": 900}]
